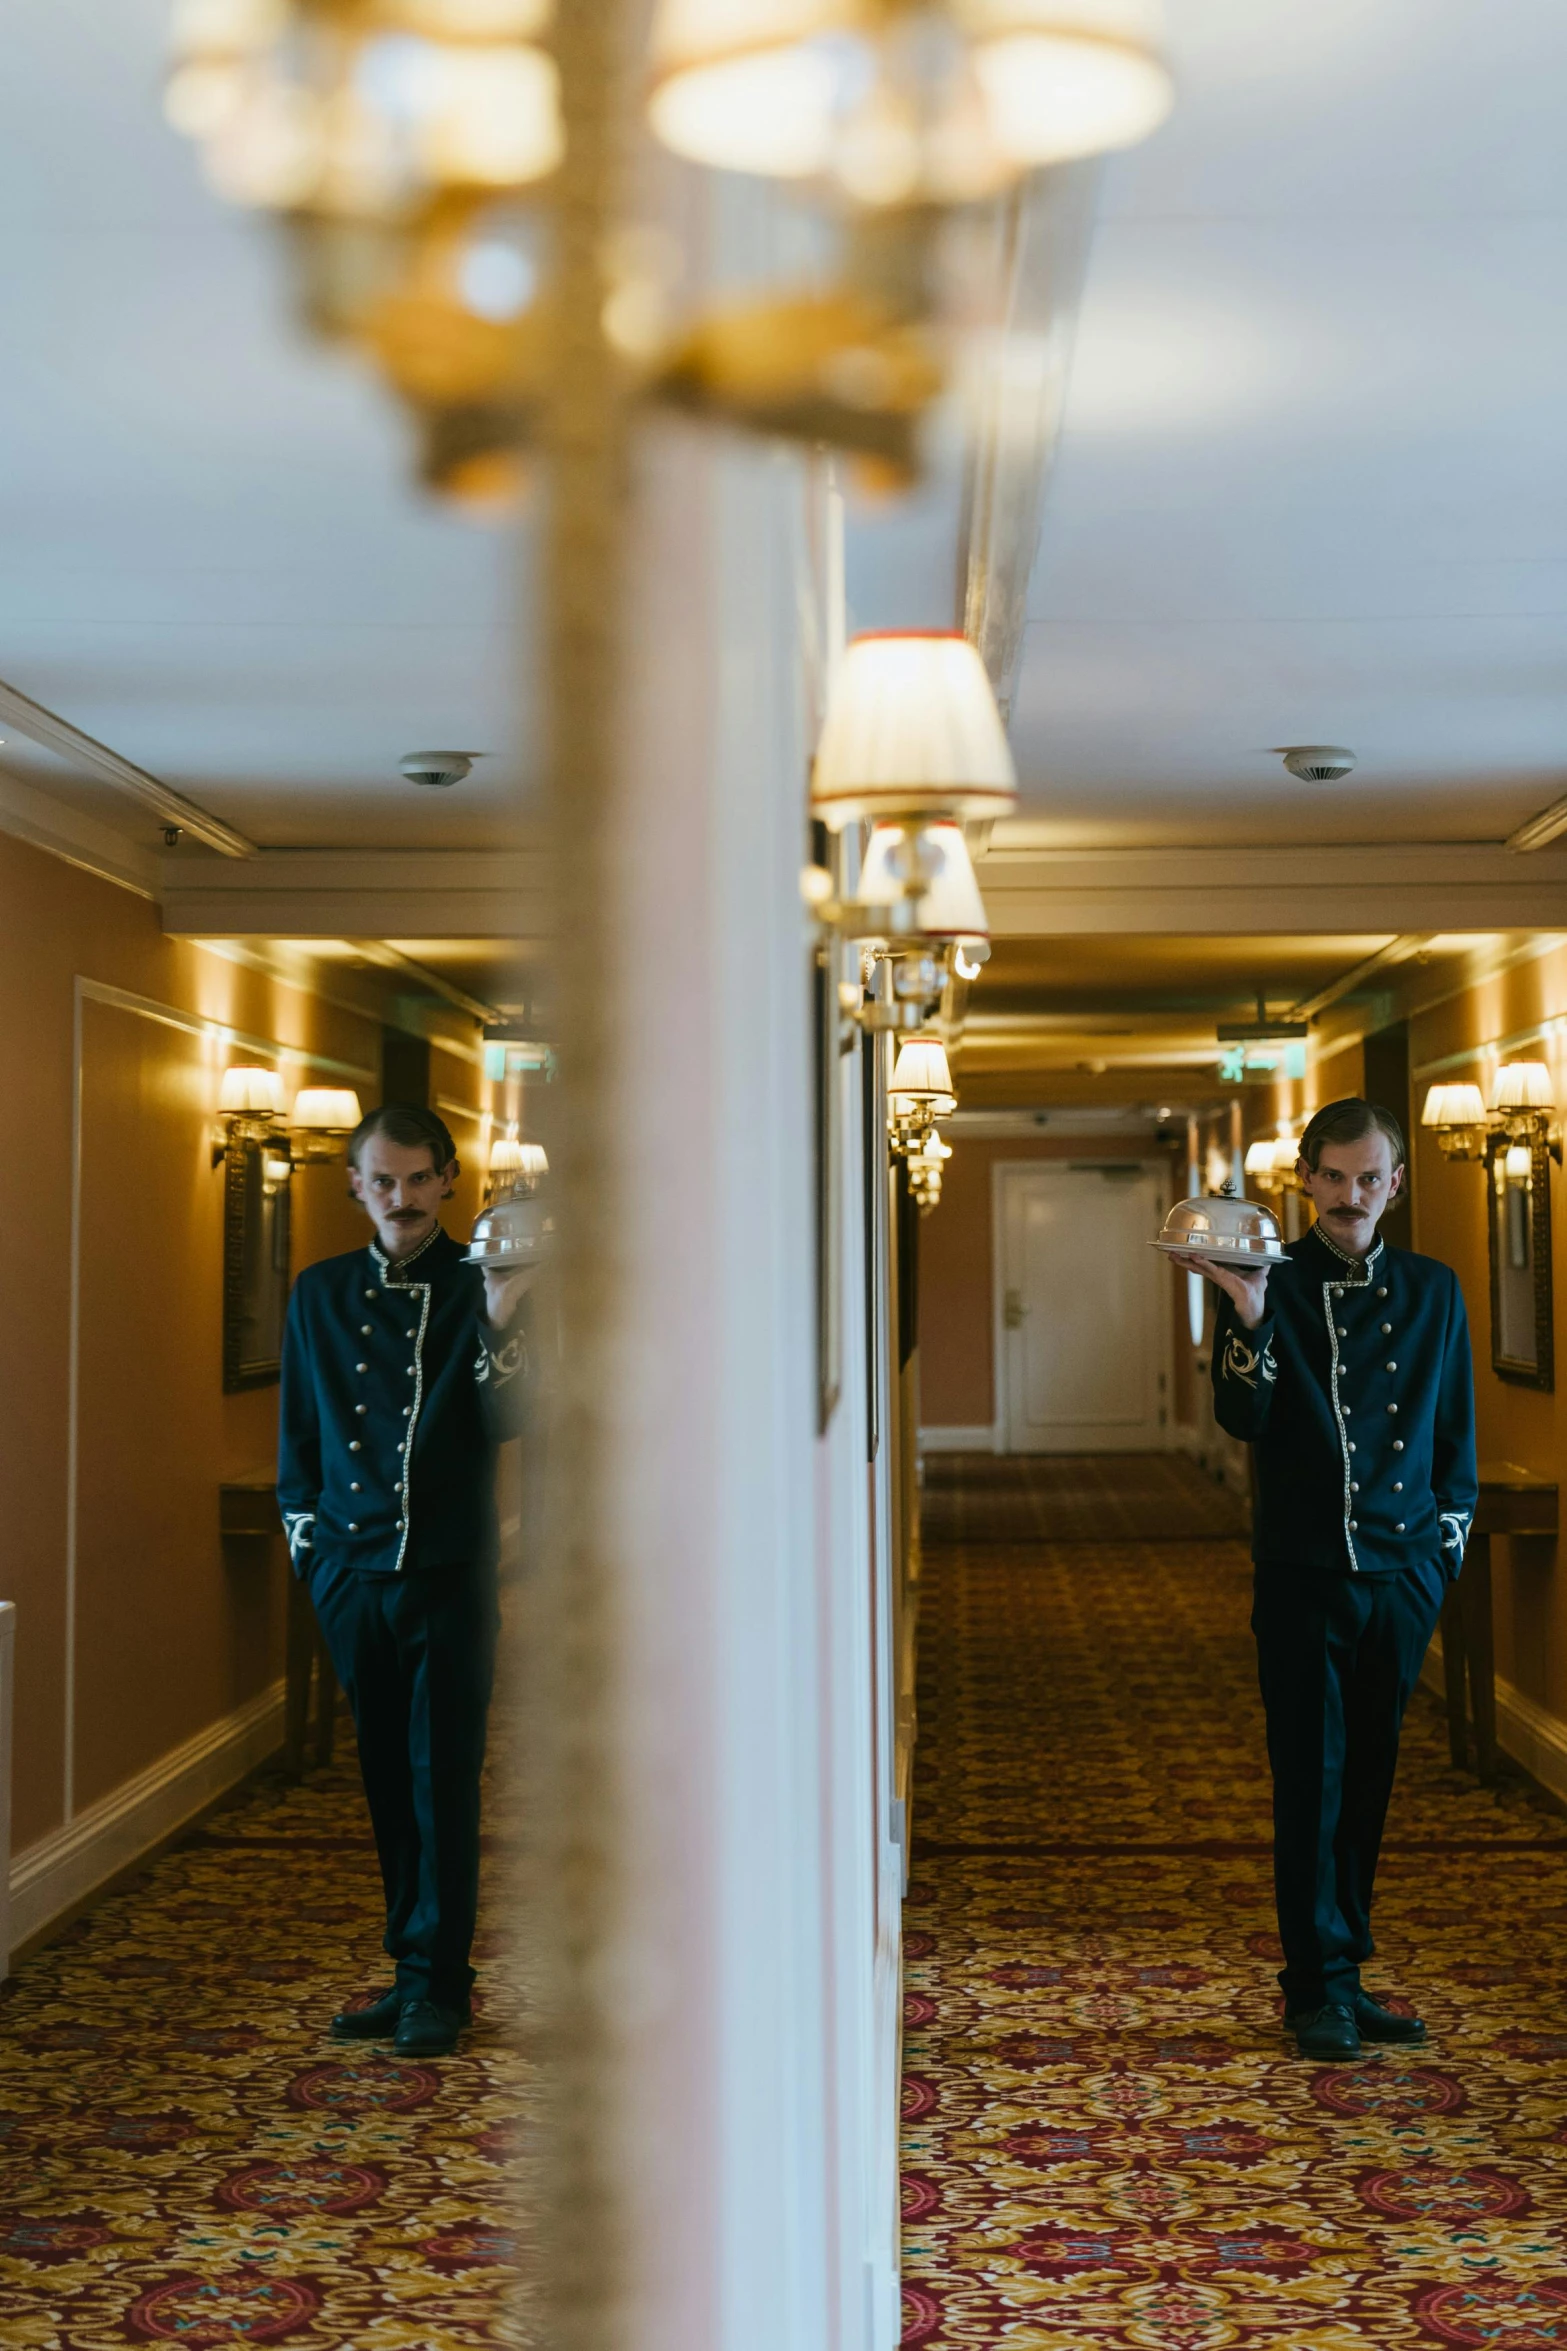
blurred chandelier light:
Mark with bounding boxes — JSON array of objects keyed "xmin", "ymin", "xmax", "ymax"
[
  {"xmin": 646, "ymin": 0, "xmax": 1172, "ymax": 207},
  {"xmin": 166, "ymin": 0, "xmax": 563, "ymax": 221},
  {"xmin": 165, "ymin": 0, "xmax": 559, "ymax": 513}
]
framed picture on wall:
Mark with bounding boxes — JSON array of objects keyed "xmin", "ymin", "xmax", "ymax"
[
  {"xmin": 223, "ymin": 1138, "xmax": 293, "ymax": 1391},
  {"xmin": 1486, "ymin": 1132, "xmax": 1554, "ymax": 1391}
]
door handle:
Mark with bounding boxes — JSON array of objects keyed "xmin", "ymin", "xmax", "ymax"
[{"xmin": 1004, "ymin": 1288, "xmax": 1026, "ymax": 1329}]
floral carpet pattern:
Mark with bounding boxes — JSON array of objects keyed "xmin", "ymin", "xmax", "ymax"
[
  {"xmin": 0, "ymin": 1695, "xmax": 524, "ymax": 2346},
  {"xmin": 903, "ymin": 1455, "xmax": 1567, "ymax": 2350}
]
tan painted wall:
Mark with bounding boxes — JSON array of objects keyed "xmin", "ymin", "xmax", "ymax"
[
  {"xmin": 0, "ymin": 828, "xmax": 483, "ymax": 1850},
  {"xmin": 918, "ymin": 1136, "xmax": 1181, "ymax": 1431}
]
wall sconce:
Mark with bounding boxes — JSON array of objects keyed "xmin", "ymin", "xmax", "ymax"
[
  {"xmin": 811, "ymin": 634, "xmax": 1018, "ymax": 832},
  {"xmin": 1242, "ymin": 1135, "xmax": 1301, "ymax": 1192},
  {"xmin": 1493, "ymin": 1060, "xmax": 1559, "ymax": 1150},
  {"xmin": 803, "ymin": 631, "xmax": 1009, "ymax": 1030},
  {"xmin": 888, "ymin": 1035, "xmax": 957, "ymax": 1149},
  {"xmin": 1420, "ymin": 1080, "xmax": 1490, "ymax": 1161},
  {"xmin": 486, "ymin": 1134, "xmax": 548, "ymax": 1202},
  {"xmin": 1420, "ymin": 1066, "xmax": 1560, "ymax": 1163},
  {"xmin": 213, "ymin": 1064, "xmax": 285, "ymax": 1163},
  {"xmin": 288, "ymin": 1087, "xmax": 364, "ymax": 1164}
]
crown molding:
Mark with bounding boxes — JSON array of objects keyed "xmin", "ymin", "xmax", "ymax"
[
  {"xmin": 0, "ymin": 763, "xmax": 159, "ymax": 898},
  {"xmin": 0, "ymin": 676, "xmax": 254, "ymax": 857}
]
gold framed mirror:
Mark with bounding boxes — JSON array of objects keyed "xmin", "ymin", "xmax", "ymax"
[
  {"xmin": 1487, "ymin": 1132, "xmax": 1554, "ymax": 1391},
  {"xmin": 223, "ymin": 1139, "xmax": 293, "ymax": 1392}
]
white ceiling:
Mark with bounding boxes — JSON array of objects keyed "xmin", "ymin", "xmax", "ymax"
[
  {"xmin": 1011, "ymin": 0, "xmax": 1567, "ymax": 846},
  {"xmin": 1, "ymin": 0, "xmax": 1562, "ymax": 876},
  {"xmin": 0, "ymin": 0, "xmax": 529, "ymax": 853}
]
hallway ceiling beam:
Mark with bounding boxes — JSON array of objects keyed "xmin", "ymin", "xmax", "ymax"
[
  {"xmin": 978, "ymin": 841, "xmax": 1567, "ymax": 936},
  {"xmin": 159, "ymin": 848, "xmax": 553, "ymax": 941},
  {"xmin": 1286, "ymin": 935, "xmax": 1433, "ymax": 1024}
]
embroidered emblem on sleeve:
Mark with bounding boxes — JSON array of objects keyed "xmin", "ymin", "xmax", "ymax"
[
  {"xmin": 1439, "ymin": 1509, "xmax": 1473, "ymax": 1563},
  {"xmin": 1221, "ymin": 1330, "xmax": 1275, "ymax": 1389},
  {"xmin": 282, "ymin": 1509, "xmax": 316, "ymax": 1566}
]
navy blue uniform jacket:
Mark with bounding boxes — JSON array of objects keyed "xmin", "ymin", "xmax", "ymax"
[
  {"xmin": 277, "ymin": 1224, "xmax": 527, "ymax": 1579},
  {"xmin": 1211, "ymin": 1222, "xmax": 1477, "ymax": 1580}
]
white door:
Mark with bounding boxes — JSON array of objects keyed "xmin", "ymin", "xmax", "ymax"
[{"xmin": 996, "ymin": 1162, "xmax": 1168, "ymax": 1453}]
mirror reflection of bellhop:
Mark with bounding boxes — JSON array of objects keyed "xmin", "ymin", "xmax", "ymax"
[
  {"xmin": 1212, "ymin": 1218, "xmax": 1476, "ymax": 2054},
  {"xmin": 279, "ymin": 1162, "xmax": 529, "ymax": 2056}
]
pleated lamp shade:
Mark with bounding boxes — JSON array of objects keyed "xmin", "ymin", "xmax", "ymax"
[
  {"xmin": 1492, "ymin": 1060, "xmax": 1555, "ymax": 1113},
  {"xmin": 812, "ymin": 633, "xmax": 1016, "ymax": 828},
  {"xmin": 1242, "ymin": 1139, "xmax": 1276, "ymax": 1176},
  {"xmin": 219, "ymin": 1065, "xmax": 284, "ymax": 1114},
  {"xmin": 292, "ymin": 1086, "xmax": 363, "ymax": 1132},
  {"xmin": 890, "ymin": 1036, "xmax": 954, "ymax": 1099},
  {"xmin": 645, "ymin": 0, "xmax": 1171, "ymax": 188},
  {"xmin": 857, "ymin": 820, "xmax": 990, "ymax": 941},
  {"xmin": 1420, "ymin": 1081, "xmax": 1487, "ymax": 1129}
]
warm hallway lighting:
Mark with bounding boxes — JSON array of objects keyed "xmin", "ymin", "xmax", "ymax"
[
  {"xmin": 812, "ymin": 632, "xmax": 1017, "ymax": 830},
  {"xmin": 1492, "ymin": 1060, "xmax": 1555, "ymax": 1115},
  {"xmin": 645, "ymin": 0, "xmax": 1172, "ymax": 201},
  {"xmin": 214, "ymin": 1063, "xmax": 286, "ymax": 1161},
  {"xmin": 218, "ymin": 1064, "xmax": 284, "ymax": 1115},
  {"xmin": 889, "ymin": 1034, "xmax": 957, "ymax": 1132},
  {"xmin": 288, "ymin": 1085, "xmax": 364, "ymax": 1161},
  {"xmin": 858, "ymin": 821, "xmax": 989, "ymax": 941}
]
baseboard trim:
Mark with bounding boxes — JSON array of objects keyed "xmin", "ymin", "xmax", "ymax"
[
  {"xmin": 1421, "ymin": 1636, "xmax": 1567, "ymax": 1808},
  {"xmin": 8, "ymin": 1679, "xmax": 286, "ymax": 1952},
  {"xmin": 919, "ymin": 1425, "xmax": 997, "ymax": 1453}
]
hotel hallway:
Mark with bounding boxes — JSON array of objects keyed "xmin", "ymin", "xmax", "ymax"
[{"xmin": 901, "ymin": 1455, "xmax": 1567, "ymax": 2350}]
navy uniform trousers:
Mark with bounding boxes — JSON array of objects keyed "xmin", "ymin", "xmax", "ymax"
[
  {"xmin": 310, "ymin": 1552, "xmax": 499, "ymax": 2010},
  {"xmin": 1252, "ymin": 1557, "xmax": 1446, "ymax": 2011}
]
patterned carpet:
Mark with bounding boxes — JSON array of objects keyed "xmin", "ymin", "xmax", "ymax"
[
  {"xmin": 0, "ymin": 1680, "xmax": 523, "ymax": 2346},
  {"xmin": 902, "ymin": 1455, "xmax": 1567, "ymax": 2350},
  {"xmin": 919, "ymin": 1454, "xmax": 1250, "ymax": 1548}
]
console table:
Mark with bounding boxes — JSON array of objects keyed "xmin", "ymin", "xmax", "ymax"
[
  {"xmin": 220, "ymin": 1472, "xmax": 338, "ymax": 1775},
  {"xmin": 1441, "ymin": 1460, "xmax": 1558, "ymax": 1778}
]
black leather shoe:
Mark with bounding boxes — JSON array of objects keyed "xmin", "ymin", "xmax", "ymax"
[
  {"xmin": 330, "ymin": 1987, "xmax": 404, "ymax": 2041},
  {"xmin": 1354, "ymin": 1992, "xmax": 1427, "ymax": 2044},
  {"xmin": 394, "ymin": 1998, "xmax": 467, "ymax": 2057},
  {"xmin": 1287, "ymin": 2002, "xmax": 1361, "ymax": 2060}
]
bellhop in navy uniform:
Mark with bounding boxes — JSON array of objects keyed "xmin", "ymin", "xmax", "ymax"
[
  {"xmin": 278, "ymin": 1103, "xmax": 531, "ymax": 2058},
  {"xmin": 1177, "ymin": 1098, "xmax": 1476, "ymax": 2062}
]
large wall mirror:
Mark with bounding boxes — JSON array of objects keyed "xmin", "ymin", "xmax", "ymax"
[
  {"xmin": 1487, "ymin": 1133, "xmax": 1554, "ymax": 1391},
  {"xmin": 223, "ymin": 1140, "xmax": 293, "ymax": 1391}
]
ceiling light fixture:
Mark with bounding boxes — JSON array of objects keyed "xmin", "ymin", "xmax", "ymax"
[{"xmin": 645, "ymin": 0, "xmax": 1173, "ymax": 203}]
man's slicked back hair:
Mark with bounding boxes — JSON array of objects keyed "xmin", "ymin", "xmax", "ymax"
[
  {"xmin": 347, "ymin": 1102, "xmax": 458, "ymax": 1174},
  {"xmin": 1299, "ymin": 1095, "xmax": 1406, "ymax": 1175}
]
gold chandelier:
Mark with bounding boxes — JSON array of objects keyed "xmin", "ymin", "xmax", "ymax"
[{"xmin": 165, "ymin": 0, "xmax": 1172, "ymax": 500}]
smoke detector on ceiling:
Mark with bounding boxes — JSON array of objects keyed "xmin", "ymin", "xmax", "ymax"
[
  {"xmin": 400, "ymin": 750, "xmax": 475, "ymax": 789},
  {"xmin": 1279, "ymin": 744, "xmax": 1357, "ymax": 783}
]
